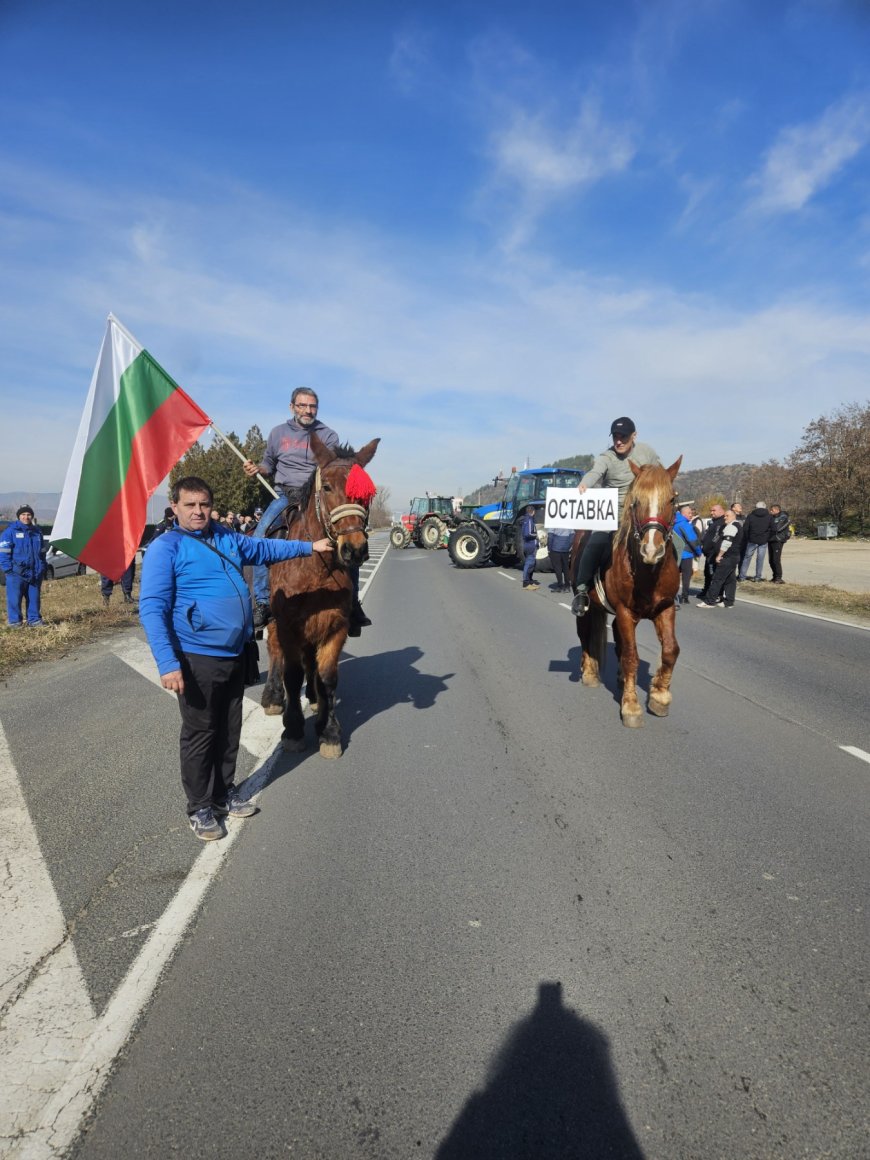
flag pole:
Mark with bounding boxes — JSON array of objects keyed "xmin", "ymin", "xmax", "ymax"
[{"xmin": 208, "ymin": 422, "xmax": 279, "ymax": 499}]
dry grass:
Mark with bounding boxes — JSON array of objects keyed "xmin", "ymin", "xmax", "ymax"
[
  {"xmin": 739, "ymin": 580, "xmax": 870, "ymax": 619},
  {"xmin": 0, "ymin": 574, "xmax": 141, "ymax": 679}
]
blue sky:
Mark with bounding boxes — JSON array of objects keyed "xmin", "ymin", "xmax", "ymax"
[{"xmin": 2, "ymin": 0, "xmax": 870, "ymax": 508}]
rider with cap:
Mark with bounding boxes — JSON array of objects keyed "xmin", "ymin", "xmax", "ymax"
[{"xmin": 570, "ymin": 417, "xmax": 661, "ymax": 617}]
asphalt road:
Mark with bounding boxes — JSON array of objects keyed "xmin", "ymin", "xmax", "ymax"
[{"xmin": 3, "ymin": 537, "xmax": 868, "ymax": 1159}]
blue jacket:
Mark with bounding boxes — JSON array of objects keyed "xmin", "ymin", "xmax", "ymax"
[
  {"xmin": 139, "ymin": 523, "xmax": 314, "ymax": 675},
  {"xmin": 673, "ymin": 511, "xmax": 702, "ymax": 561},
  {"xmin": 521, "ymin": 514, "xmax": 538, "ymax": 554},
  {"xmin": 547, "ymin": 528, "xmax": 574, "ymax": 554},
  {"xmin": 0, "ymin": 520, "xmax": 45, "ymax": 581}
]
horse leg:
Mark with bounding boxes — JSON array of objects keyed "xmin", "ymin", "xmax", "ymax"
[
  {"xmin": 612, "ymin": 618, "xmax": 624, "ymax": 687},
  {"xmin": 313, "ymin": 634, "xmax": 345, "ymax": 759},
  {"xmin": 576, "ymin": 609, "xmax": 600, "ymax": 687},
  {"xmin": 280, "ymin": 656, "xmax": 308, "ymax": 752},
  {"xmin": 613, "ymin": 608, "xmax": 643, "ymax": 727},
  {"xmin": 260, "ymin": 629, "xmax": 286, "ymax": 717},
  {"xmin": 648, "ymin": 606, "xmax": 680, "ymax": 717}
]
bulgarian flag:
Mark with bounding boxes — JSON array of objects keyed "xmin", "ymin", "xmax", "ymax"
[{"xmin": 52, "ymin": 315, "xmax": 211, "ymax": 580}]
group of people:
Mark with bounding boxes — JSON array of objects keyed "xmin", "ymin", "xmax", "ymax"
[
  {"xmin": 694, "ymin": 500, "xmax": 791, "ymax": 609},
  {"xmin": 140, "ymin": 387, "xmax": 373, "ymax": 842},
  {"xmin": 217, "ymin": 509, "xmax": 263, "ymax": 534}
]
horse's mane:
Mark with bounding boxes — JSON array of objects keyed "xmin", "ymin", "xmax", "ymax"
[
  {"xmin": 296, "ymin": 444, "xmax": 359, "ymax": 513},
  {"xmin": 613, "ymin": 462, "xmax": 675, "ymax": 551}
]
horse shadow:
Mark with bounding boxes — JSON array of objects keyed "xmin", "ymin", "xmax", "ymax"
[
  {"xmin": 338, "ymin": 645, "xmax": 454, "ymax": 727},
  {"xmin": 436, "ymin": 981, "xmax": 645, "ymax": 1159}
]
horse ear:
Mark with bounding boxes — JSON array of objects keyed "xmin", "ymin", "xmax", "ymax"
[
  {"xmin": 666, "ymin": 455, "xmax": 682, "ymax": 482},
  {"xmin": 354, "ymin": 438, "xmax": 380, "ymax": 468},
  {"xmin": 309, "ymin": 431, "xmax": 338, "ymax": 467},
  {"xmin": 628, "ymin": 459, "xmax": 642, "ymax": 478}
]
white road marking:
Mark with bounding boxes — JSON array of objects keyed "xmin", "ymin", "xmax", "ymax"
[
  {"xmin": 1, "ymin": 641, "xmax": 283, "ymax": 1156},
  {"xmin": 736, "ymin": 597, "xmax": 870, "ymax": 632},
  {"xmin": 0, "ymin": 720, "xmax": 97, "ymax": 1154},
  {"xmin": 3, "ymin": 548, "xmax": 391, "ymax": 1156},
  {"xmin": 839, "ymin": 745, "xmax": 870, "ymax": 766},
  {"xmin": 498, "ymin": 571, "xmax": 516, "ymax": 581}
]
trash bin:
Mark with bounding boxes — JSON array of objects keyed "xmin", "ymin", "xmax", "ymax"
[{"xmin": 816, "ymin": 523, "xmax": 838, "ymax": 539}]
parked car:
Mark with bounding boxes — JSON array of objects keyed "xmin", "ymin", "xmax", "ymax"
[{"xmin": 42, "ymin": 543, "xmax": 88, "ymax": 580}]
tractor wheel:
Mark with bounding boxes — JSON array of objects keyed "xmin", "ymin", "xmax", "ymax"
[
  {"xmin": 448, "ymin": 525, "xmax": 492, "ymax": 568},
  {"xmin": 419, "ymin": 518, "xmax": 444, "ymax": 550},
  {"xmin": 390, "ymin": 526, "xmax": 407, "ymax": 550}
]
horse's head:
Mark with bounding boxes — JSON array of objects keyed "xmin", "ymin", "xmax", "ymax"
[
  {"xmin": 310, "ymin": 433, "xmax": 381, "ymax": 567},
  {"xmin": 622, "ymin": 456, "xmax": 682, "ymax": 565}
]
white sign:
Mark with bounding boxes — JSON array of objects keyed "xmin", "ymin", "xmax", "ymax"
[{"xmin": 544, "ymin": 487, "xmax": 619, "ymax": 531}]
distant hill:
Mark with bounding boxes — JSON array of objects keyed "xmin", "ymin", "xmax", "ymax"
[
  {"xmin": 464, "ymin": 459, "xmax": 759, "ymax": 509},
  {"xmin": 0, "ymin": 491, "xmax": 170, "ymax": 523},
  {"xmin": 0, "ymin": 492, "xmax": 62, "ymax": 521}
]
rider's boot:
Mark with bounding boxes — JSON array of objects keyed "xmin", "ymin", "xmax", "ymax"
[
  {"xmin": 253, "ymin": 601, "xmax": 271, "ymax": 629},
  {"xmin": 350, "ymin": 598, "xmax": 371, "ymax": 628},
  {"xmin": 571, "ymin": 585, "xmax": 590, "ymax": 617}
]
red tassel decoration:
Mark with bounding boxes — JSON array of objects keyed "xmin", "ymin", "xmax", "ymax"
[{"xmin": 346, "ymin": 464, "xmax": 377, "ymax": 504}]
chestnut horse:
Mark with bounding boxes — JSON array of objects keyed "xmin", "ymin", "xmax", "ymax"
[
  {"xmin": 574, "ymin": 457, "xmax": 682, "ymax": 727},
  {"xmin": 261, "ymin": 434, "xmax": 379, "ymax": 757}
]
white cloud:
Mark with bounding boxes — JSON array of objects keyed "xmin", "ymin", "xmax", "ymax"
[
  {"xmin": 1, "ymin": 158, "xmax": 868, "ymax": 506},
  {"xmin": 749, "ymin": 93, "xmax": 870, "ymax": 213}
]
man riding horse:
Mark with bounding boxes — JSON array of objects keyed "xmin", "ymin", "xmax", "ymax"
[
  {"xmin": 243, "ymin": 387, "xmax": 371, "ymax": 635},
  {"xmin": 571, "ymin": 416, "xmax": 661, "ymax": 617}
]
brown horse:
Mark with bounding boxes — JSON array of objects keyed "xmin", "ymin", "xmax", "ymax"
[
  {"xmin": 575, "ymin": 457, "xmax": 682, "ymax": 727},
  {"xmin": 261, "ymin": 434, "xmax": 380, "ymax": 757}
]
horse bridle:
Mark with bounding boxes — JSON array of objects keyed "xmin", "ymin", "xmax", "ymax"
[
  {"xmin": 313, "ymin": 465, "xmax": 369, "ymax": 544},
  {"xmin": 629, "ymin": 495, "xmax": 676, "ymax": 544}
]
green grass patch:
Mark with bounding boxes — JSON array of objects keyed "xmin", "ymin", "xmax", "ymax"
[{"xmin": 741, "ymin": 580, "xmax": 870, "ymax": 619}]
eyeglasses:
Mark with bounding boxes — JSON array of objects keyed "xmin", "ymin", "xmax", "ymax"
[{"xmin": 294, "ymin": 403, "xmax": 318, "ymax": 411}]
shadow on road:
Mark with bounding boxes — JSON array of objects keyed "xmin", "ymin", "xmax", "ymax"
[
  {"xmin": 339, "ymin": 645, "xmax": 454, "ymax": 724},
  {"xmin": 436, "ymin": 981, "xmax": 645, "ymax": 1160}
]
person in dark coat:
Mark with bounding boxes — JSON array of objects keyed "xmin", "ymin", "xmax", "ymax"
[
  {"xmin": 767, "ymin": 504, "xmax": 791, "ymax": 584},
  {"xmin": 739, "ymin": 502, "xmax": 775, "ymax": 582},
  {"xmin": 547, "ymin": 527, "xmax": 573, "ymax": 592},
  {"xmin": 698, "ymin": 503, "xmax": 726, "ymax": 602}
]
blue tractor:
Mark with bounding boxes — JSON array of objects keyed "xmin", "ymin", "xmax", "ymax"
[{"xmin": 447, "ymin": 466, "xmax": 585, "ymax": 569}]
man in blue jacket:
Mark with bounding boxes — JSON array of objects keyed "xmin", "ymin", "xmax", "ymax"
[
  {"xmin": 0, "ymin": 505, "xmax": 46, "ymax": 627},
  {"xmin": 140, "ymin": 476, "xmax": 333, "ymax": 841}
]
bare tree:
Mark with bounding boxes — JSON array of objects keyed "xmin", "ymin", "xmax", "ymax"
[{"xmin": 368, "ymin": 485, "xmax": 392, "ymax": 529}]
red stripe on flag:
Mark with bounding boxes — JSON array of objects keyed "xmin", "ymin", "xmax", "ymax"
[{"xmin": 80, "ymin": 389, "xmax": 210, "ymax": 579}]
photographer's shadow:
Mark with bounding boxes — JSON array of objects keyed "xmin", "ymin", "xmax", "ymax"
[{"xmin": 437, "ymin": 981, "xmax": 644, "ymax": 1160}]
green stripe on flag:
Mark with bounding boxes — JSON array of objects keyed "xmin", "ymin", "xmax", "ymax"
[{"xmin": 65, "ymin": 352, "xmax": 177, "ymax": 552}]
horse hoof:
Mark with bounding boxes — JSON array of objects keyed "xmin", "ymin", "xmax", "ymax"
[
  {"xmin": 648, "ymin": 697, "xmax": 670, "ymax": 717},
  {"xmin": 282, "ymin": 736, "xmax": 307, "ymax": 752},
  {"xmin": 621, "ymin": 711, "xmax": 644, "ymax": 729},
  {"xmin": 319, "ymin": 741, "xmax": 342, "ymax": 759},
  {"xmin": 581, "ymin": 674, "xmax": 600, "ymax": 688},
  {"xmin": 262, "ymin": 703, "xmax": 284, "ymax": 717}
]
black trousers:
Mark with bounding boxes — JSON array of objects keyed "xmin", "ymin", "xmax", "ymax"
[
  {"xmin": 549, "ymin": 550, "xmax": 570, "ymax": 587},
  {"xmin": 177, "ymin": 652, "xmax": 244, "ymax": 814},
  {"xmin": 679, "ymin": 557, "xmax": 694, "ymax": 598},
  {"xmin": 768, "ymin": 541, "xmax": 784, "ymax": 581},
  {"xmin": 706, "ymin": 554, "xmax": 739, "ymax": 605}
]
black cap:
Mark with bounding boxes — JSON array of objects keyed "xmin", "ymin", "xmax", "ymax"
[
  {"xmin": 16, "ymin": 505, "xmax": 34, "ymax": 518},
  {"xmin": 610, "ymin": 416, "xmax": 636, "ymax": 439}
]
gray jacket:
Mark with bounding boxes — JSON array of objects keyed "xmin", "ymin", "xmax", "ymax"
[
  {"xmin": 581, "ymin": 442, "xmax": 661, "ymax": 509},
  {"xmin": 262, "ymin": 418, "xmax": 340, "ymax": 488}
]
